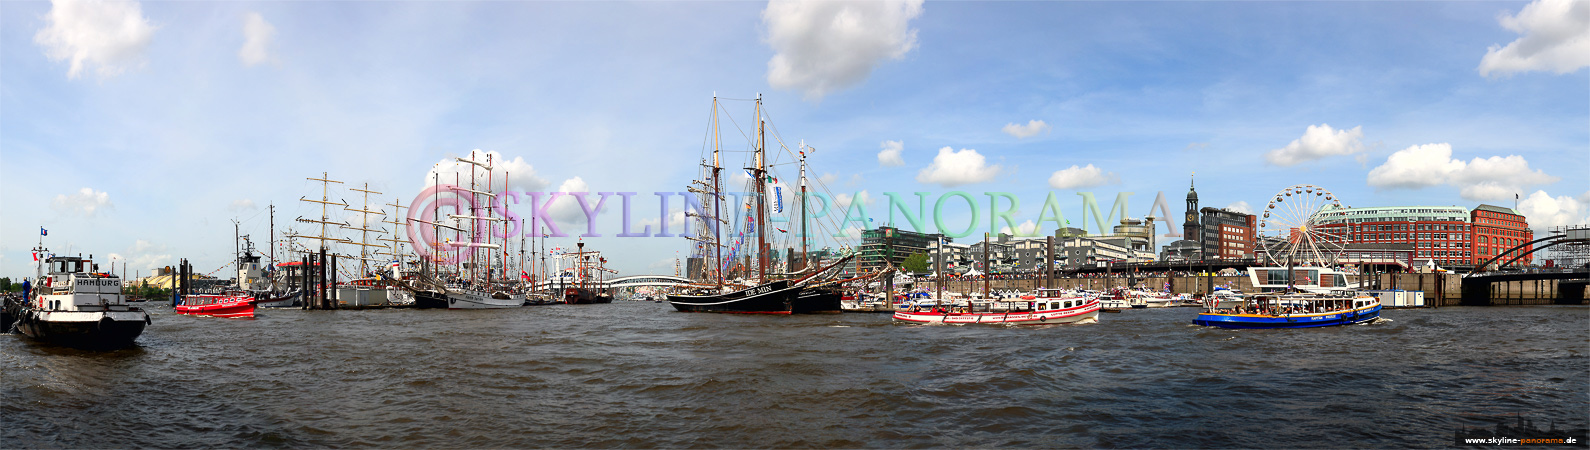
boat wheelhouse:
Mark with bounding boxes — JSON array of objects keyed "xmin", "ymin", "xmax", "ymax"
[{"xmin": 1246, "ymin": 266, "xmax": 1359, "ymax": 294}]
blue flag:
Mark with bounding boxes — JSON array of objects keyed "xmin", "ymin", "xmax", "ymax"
[{"xmin": 40, "ymin": 227, "xmax": 47, "ymax": 236}]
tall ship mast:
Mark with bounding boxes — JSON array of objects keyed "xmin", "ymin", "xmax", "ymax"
[
  {"xmin": 399, "ymin": 170, "xmax": 461, "ymax": 309},
  {"xmin": 343, "ymin": 183, "xmax": 387, "ymax": 276},
  {"xmin": 291, "ymin": 172, "xmax": 351, "ymax": 255},
  {"xmin": 667, "ymin": 95, "xmax": 851, "ymax": 314},
  {"xmin": 378, "ymin": 197, "xmax": 416, "ymax": 306},
  {"xmin": 560, "ymin": 241, "xmax": 615, "ymax": 304},
  {"xmin": 439, "ymin": 152, "xmax": 522, "ymax": 309}
]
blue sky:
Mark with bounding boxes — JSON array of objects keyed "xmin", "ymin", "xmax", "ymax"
[{"xmin": 2, "ymin": 0, "xmax": 1586, "ymax": 279}]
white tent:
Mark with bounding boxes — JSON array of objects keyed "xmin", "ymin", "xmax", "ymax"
[{"xmin": 963, "ymin": 268, "xmax": 983, "ymax": 276}]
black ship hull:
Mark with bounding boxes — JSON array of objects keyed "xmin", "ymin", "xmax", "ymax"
[
  {"xmin": 563, "ymin": 288, "xmax": 613, "ymax": 304},
  {"xmin": 668, "ymin": 281, "xmax": 802, "ymax": 314},
  {"xmin": 15, "ymin": 310, "xmax": 148, "ymax": 349},
  {"xmin": 792, "ymin": 288, "xmax": 843, "ymax": 314},
  {"xmin": 413, "ymin": 290, "xmax": 449, "ymax": 309}
]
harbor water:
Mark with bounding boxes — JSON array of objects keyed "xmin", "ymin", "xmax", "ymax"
[{"xmin": 3, "ymin": 303, "xmax": 1586, "ymax": 448}]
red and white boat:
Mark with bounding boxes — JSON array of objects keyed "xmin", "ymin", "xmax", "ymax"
[
  {"xmin": 893, "ymin": 289, "xmax": 1100, "ymax": 325},
  {"xmin": 175, "ymin": 294, "xmax": 256, "ymax": 318}
]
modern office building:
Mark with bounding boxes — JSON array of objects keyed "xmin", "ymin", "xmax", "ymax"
[
  {"xmin": 1199, "ymin": 207, "xmax": 1256, "ymax": 260},
  {"xmin": 858, "ymin": 226, "xmax": 937, "ymax": 273}
]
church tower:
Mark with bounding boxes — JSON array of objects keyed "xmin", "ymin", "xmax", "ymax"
[{"xmin": 1183, "ymin": 174, "xmax": 1200, "ymax": 239}]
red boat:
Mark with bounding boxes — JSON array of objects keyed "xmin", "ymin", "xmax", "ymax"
[{"xmin": 175, "ymin": 294, "xmax": 256, "ymax": 318}]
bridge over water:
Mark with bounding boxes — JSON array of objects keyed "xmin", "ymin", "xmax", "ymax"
[{"xmin": 1460, "ymin": 227, "xmax": 1589, "ymax": 306}]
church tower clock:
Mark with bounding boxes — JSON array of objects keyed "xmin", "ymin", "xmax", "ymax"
[{"xmin": 1184, "ymin": 175, "xmax": 1199, "ymax": 239}]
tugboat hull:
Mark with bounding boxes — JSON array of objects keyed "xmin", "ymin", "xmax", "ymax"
[{"xmin": 15, "ymin": 310, "xmax": 149, "ymax": 349}]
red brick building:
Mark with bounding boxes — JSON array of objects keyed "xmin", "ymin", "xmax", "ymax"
[
  {"xmin": 1471, "ymin": 204, "xmax": 1533, "ymax": 267},
  {"xmin": 1313, "ymin": 204, "xmax": 1534, "ymax": 269},
  {"xmin": 1198, "ymin": 207, "xmax": 1256, "ymax": 260}
]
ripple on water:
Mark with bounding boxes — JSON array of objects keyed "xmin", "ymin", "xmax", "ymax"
[{"xmin": 2, "ymin": 303, "xmax": 1587, "ymax": 447}]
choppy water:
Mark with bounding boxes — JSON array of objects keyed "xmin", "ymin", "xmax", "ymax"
[{"xmin": 3, "ymin": 303, "xmax": 1586, "ymax": 448}]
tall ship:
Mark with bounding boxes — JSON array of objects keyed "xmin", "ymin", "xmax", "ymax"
[
  {"xmin": 13, "ymin": 239, "xmax": 150, "ymax": 348},
  {"xmin": 420, "ymin": 153, "xmax": 523, "ymax": 309},
  {"xmin": 667, "ymin": 95, "xmax": 853, "ymax": 314},
  {"xmin": 558, "ymin": 242, "xmax": 614, "ymax": 304}
]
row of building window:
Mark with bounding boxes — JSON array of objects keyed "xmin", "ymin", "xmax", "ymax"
[{"xmin": 1353, "ymin": 223, "xmax": 1468, "ymax": 232}]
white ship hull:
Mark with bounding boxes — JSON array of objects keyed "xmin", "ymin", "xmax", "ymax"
[{"xmin": 445, "ymin": 289, "xmax": 522, "ymax": 309}]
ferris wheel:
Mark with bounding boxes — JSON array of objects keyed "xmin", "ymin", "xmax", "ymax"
[{"xmin": 1258, "ymin": 184, "xmax": 1347, "ymax": 266}]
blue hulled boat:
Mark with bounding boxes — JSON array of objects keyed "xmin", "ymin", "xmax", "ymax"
[{"xmin": 1193, "ymin": 293, "xmax": 1381, "ymax": 329}]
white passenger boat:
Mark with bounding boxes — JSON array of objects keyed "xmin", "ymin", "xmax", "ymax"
[{"xmin": 893, "ymin": 288, "xmax": 1099, "ymax": 325}]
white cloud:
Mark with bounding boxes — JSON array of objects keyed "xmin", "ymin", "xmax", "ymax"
[
  {"xmin": 1517, "ymin": 190, "xmax": 1590, "ymax": 229},
  {"xmin": 818, "ymin": 172, "xmax": 839, "ymax": 184},
  {"xmin": 916, "ymin": 147, "xmax": 1001, "ymax": 187},
  {"xmin": 424, "ymin": 149, "xmax": 551, "ymax": 193},
  {"xmin": 1263, "ymin": 124, "xmax": 1366, "ymax": 166},
  {"xmin": 52, "ymin": 187, "xmax": 112, "ymax": 217},
  {"xmin": 999, "ymin": 220, "xmax": 1040, "ymax": 237},
  {"xmin": 837, "ymin": 226, "xmax": 864, "ymax": 240},
  {"xmin": 877, "ymin": 140, "xmax": 905, "ymax": 166},
  {"xmin": 1047, "ymin": 164, "xmax": 1119, "ymax": 189},
  {"xmin": 763, "ymin": 0, "xmax": 925, "ymax": 100},
  {"xmin": 669, "ymin": 210, "xmax": 687, "ymax": 230},
  {"xmin": 540, "ymin": 177, "xmax": 610, "ymax": 236},
  {"xmin": 1225, "ymin": 201, "xmax": 1253, "ymax": 215},
  {"xmin": 1477, "ymin": 0, "xmax": 1590, "ymax": 78},
  {"xmin": 1366, "ymin": 143, "xmax": 1560, "ymax": 201},
  {"xmin": 228, "ymin": 199, "xmax": 258, "ymax": 212},
  {"xmin": 34, "ymin": 0, "xmax": 156, "ymax": 79},
  {"xmin": 238, "ymin": 11, "xmax": 277, "ymax": 67},
  {"xmin": 1001, "ymin": 120, "xmax": 1051, "ymax": 139},
  {"xmin": 640, "ymin": 209, "xmax": 688, "ymax": 231},
  {"xmin": 834, "ymin": 190, "xmax": 875, "ymax": 211},
  {"xmin": 122, "ymin": 239, "xmax": 172, "ymax": 274}
]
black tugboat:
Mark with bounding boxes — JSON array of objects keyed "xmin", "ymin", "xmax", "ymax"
[{"xmin": 14, "ymin": 248, "xmax": 150, "ymax": 349}]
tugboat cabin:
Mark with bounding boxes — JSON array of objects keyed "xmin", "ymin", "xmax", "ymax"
[{"xmin": 39, "ymin": 256, "xmax": 125, "ymax": 309}]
